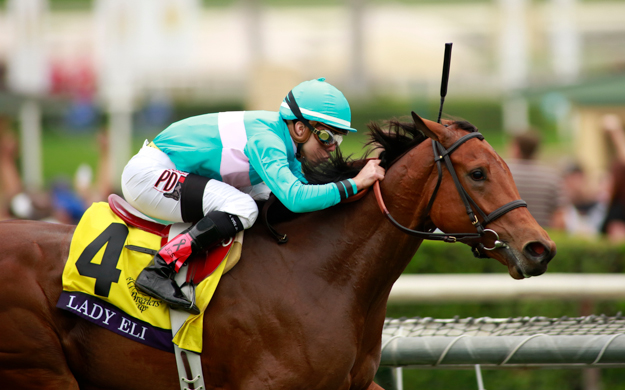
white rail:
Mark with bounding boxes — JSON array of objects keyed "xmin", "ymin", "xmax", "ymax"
[
  {"xmin": 380, "ymin": 334, "xmax": 625, "ymax": 369},
  {"xmin": 389, "ymin": 273, "xmax": 625, "ymax": 303}
]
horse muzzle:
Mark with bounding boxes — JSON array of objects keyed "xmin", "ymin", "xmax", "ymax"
[
  {"xmin": 522, "ymin": 240, "xmax": 556, "ymax": 274},
  {"xmin": 504, "ymin": 239, "xmax": 555, "ymax": 279}
]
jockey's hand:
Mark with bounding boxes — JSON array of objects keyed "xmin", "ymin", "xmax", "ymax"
[{"xmin": 353, "ymin": 159, "xmax": 385, "ymax": 191}]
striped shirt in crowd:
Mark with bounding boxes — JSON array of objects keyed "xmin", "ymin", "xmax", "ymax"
[{"xmin": 507, "ymin": 159, "xmax": 567, "ymax": 228}]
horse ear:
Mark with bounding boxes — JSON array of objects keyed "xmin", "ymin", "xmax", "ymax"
[{"xmin": 411, "ymin": 111, "xmax": 441, "ymax": 142}]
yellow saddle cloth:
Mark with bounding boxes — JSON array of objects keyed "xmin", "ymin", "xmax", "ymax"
[{"xmin": 57, "ymin": 202, "xmax": 231, "ymax": 353}]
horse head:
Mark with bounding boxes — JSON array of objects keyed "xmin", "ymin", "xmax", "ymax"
[{"xmin": 407, "ymin": 112, "xmax": 556, "ymax": 279}]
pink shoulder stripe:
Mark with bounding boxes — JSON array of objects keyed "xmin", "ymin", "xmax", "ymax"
[{"xmin": 218, "ymin": 112, "xmax": 251, "ymax": 188}]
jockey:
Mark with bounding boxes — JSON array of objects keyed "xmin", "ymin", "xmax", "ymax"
[{"xmin": 121, "ymin": 77, "xmax": 385, "ymax": 314}]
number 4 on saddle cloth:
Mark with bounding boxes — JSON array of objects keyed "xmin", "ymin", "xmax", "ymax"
[{"xmin": 56, "ymin": 194, "xmax": 243, "ymax": 354}]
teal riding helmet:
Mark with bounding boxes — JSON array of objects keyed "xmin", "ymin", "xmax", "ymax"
[{"xmin": 279, "ymin": 77, "xmax": 357, "ymax": 133}]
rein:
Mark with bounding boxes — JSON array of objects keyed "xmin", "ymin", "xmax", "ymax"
[{"xmin": 374, "ymin": 132, "xmax": 527, "ymax": 257}]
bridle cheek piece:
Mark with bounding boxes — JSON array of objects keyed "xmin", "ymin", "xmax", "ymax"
[{"xmin": 374, "ymin": 132, "xmax": 527, "ymax": 258}]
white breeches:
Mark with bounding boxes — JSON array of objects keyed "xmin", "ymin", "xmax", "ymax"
[{"xmin": 121, "ymin": 142, "xmax": 259, "ymax": 229}]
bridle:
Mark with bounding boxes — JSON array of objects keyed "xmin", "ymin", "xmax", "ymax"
[{"xmin": 374, "ymin": 131, "xmax": 527, "ymax": 258}]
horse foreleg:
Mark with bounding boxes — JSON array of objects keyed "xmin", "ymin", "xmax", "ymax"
[{"xmin": 367, "ymin": 382, "xmax": 385, "ymax": 390}]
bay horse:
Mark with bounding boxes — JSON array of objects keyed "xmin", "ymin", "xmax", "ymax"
[{"xmin": 0, "ymin": 114, "xmax": 555, "ymax": 389}]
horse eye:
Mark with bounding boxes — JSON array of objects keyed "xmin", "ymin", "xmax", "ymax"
[{"xmin": 470, "ymin": 169, "xmax": 486, "ymax": 181}]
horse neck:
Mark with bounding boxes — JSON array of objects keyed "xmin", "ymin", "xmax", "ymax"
[{"xmin": 312, "ymin": 145, "xmax": 436, "ymax": 306}]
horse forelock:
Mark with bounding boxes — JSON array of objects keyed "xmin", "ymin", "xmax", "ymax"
[{"xmin": 452, "ymin": 120, "xmax": 478, "ymax": 133}]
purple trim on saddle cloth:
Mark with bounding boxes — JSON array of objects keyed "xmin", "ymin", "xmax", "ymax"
[{"xmin": 56, "ymin": 291, "xmax": 174, "ymax": 353}]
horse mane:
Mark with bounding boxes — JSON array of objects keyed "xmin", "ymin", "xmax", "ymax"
[
  {"xmin": 262, "ymin": 117, "xmax": 476, "ymax": 231},
  {"xmin": 303, "ymin": 117, "xmax": 478, "ymax": 184},
  {"xmin": 303, "ymin": 118, "xmax": 423, "ymax": 183}
]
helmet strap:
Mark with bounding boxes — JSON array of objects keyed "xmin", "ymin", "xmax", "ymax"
[{"xmin": 285, "ymin": 91, "xmax": 315, "ymax": 153}]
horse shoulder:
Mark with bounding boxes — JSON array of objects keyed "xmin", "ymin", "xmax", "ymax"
[
  {"xmin": 0, "ymin": 220, "xmax": 73, "ymax": 272},
  {"xmin": 0, "ymin": 220, "xmax": 74, "ymax": 308}
]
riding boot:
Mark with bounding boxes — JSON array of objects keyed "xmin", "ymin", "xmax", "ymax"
[
  {"xmin": 135, "ymin": 255, "xmax": 201, "ymax": 315},
  {"xmin": 135, "ymin": 212, "xmax": 240, "ymax": 314}
]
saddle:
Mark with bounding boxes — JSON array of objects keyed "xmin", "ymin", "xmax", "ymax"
[{"xmin": 107, "ymin": 194, "xmax": 243, "ymax": 281}]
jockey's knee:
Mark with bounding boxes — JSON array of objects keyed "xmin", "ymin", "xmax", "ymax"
[
  {"xmin": 201, "ymin": 179, "xmax": 258, "ymax": 230},
  {"xmin": 232, "ymin": 197, "xmax": 258, "ymax": 230},
  {"xmin": 216, "ymin": 193, "xmax": 257, "ymax": 230}
]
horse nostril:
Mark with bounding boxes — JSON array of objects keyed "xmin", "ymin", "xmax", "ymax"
[
  {"xmin": 524, "ymin": 241, "xmax": 552, "ymax": 265},
  {"xmin": 528, "ymin": 242, "xmax": 545, "ymax": 255}
]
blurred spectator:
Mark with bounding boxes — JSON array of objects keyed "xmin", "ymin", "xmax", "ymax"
[
  {"xmin": 561, "ymin": 162, "xmax": 607, "ymax": 237},
  {"xmin": 137, "ymin": 92, "xmax": 173, "ymax": 133},
  {"xmin": 0, "ymin": 117, "xmax": 52, "ymax": 220},
  {"xmin": 506, "ymin": 131, "xmax": 567, "ymax": 229},
  {"xmin": 0, "ymin": 117, "xmax": 21, "ymax": 206},
  {"xmin": 74, "ymin": 131, "xmax": 112, "ymax": 206},
  {"xmin": 51, "ymin": 57, "xmax": 98, "ymax": 132},
  {"xmin": 0, "ymin": 119, "xmax": 16, "ymax": 219},
  {"xmin": 46, "ymin": 130, "xmax": 112, "ymax": 223},
  {"xmin": 601, "ymin": 114, "xmax": 625, "ymax": 242},
  {"xmin": 65, "ymin": 97, "xmax": 98, "ymax": 131},
  {"xmin": 49, "ymin": 179, "xmax": 87, "ymax": 224},
  {"xmin": 0, "ymin": 116, "xmax": 111, "ymax": 224}
]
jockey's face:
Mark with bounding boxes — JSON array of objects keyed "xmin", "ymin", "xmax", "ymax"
[{"xmin": 295, "ymin": 121, "xmax": 342, "ymax": 166}]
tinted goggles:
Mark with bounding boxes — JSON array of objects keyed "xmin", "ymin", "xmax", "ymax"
[{"xmin": 312, "ymin": 126, "xmax": 345, "ymax": 146}]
